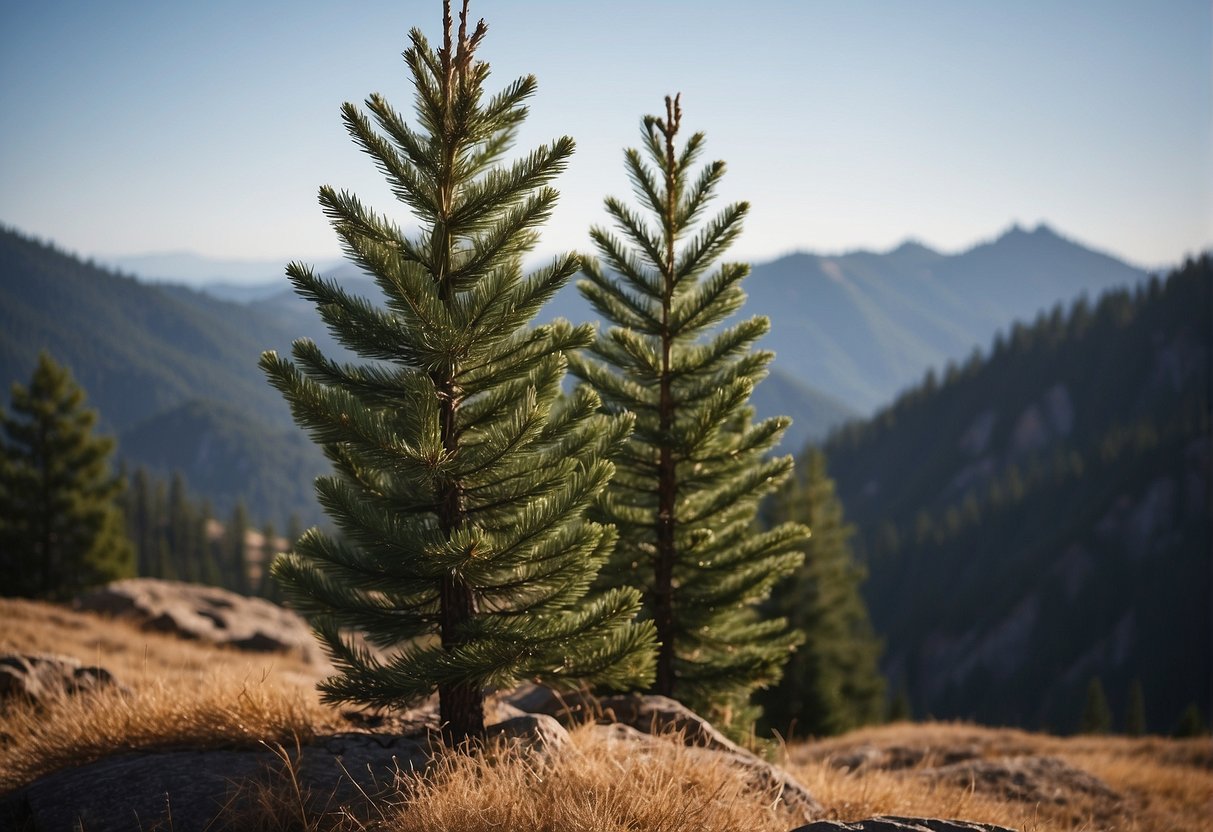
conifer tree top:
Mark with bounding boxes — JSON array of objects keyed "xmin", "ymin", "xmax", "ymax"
[{"xmin": 569, "ymin": 95, "xmax": 806, "ymax": 737}]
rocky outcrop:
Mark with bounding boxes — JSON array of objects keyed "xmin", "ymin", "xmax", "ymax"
[
  {"xmin": 925, "ymin": 755, "xmax": 1121, "ymax": 808},
  {"xmin": 73, "ymin": 578, "xmax": 323, "ymax": 664},
  {"xmin": 0, "ymin": 653, "xmax": 126, "ymax": 708},
  {"xmin": 0, "ymin": 713, "xmax": 569, "ymax": 832}
]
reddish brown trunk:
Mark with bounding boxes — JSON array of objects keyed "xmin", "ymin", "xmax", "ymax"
[
  {"xmin": 652, "ymin": 95, "xmax": 682, "ymax": 699},
  {"xmin": 433, "ymin": 3, "xmax": 485, "ymax": 744}
]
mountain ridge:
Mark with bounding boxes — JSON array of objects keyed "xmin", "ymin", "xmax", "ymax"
[{"xmin": 1, "ymin": 221, "xmax": 1156, "ymax": 527}]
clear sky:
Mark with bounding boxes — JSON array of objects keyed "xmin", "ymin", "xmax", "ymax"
[{"xmin": 1, "ymin": 0, "xmax": 1209, "ymax": 274}]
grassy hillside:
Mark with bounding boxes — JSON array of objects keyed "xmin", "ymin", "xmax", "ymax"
[
  {"xmin": 818, "ymin": 256, "xmax": 1211, "ymax": 731},
  {"xmin": 2, "ymin": 595, "xmax": 1208, "ymax": 830}
]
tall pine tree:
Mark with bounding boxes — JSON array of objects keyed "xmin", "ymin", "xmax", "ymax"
[
  {"xmin": 261, "ymin": 0, "xmax": 654, "ymax": 745},
  {"xmin": 0, "ymin": 352, "xmax": 133, "ymax": 598},
  {"xmin": 570, "ymin": 95, "xmax": 806, "ymax": 732},
  {"xmin": 759, "ymin": 448, "xmax": 885, "ymax": 738}
]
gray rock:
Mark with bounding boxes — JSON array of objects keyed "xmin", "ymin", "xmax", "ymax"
[
  {"xmin": 74, "ymin": 578, "xmax": 324, "ymax": 664},
  {"xmin": 503, "ymin": 685, "xmax": 739, "ymax": 752},
  {"xmin": 0, "ymin": 732, "xmax": 436, "ymax": 832},
  {"xmin": 0, "ymin": 653, "xmax": 126, "ymax": 708},
  {"xmin": 791, "ymin": 818, "xmax": 1016, "ymax": 832},
  {"xmin": 597, "ymin": 692, "xmax": 743, "ymax": 754},
  {"xmin": 488, "ymin": 712, "xmax": 571, "ymax": 757},
  {"xmin": 0, "ymin": 713, "xmax": 572, "ymax": 830},
  {"xmin": 505, "ymin": 685, "xmax": 822, "ymax": 821},
  {"xmin": 924, "ymin": 755, "xmax": 1121, "ymax": 806}
]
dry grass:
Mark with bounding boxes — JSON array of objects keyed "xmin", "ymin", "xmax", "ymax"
[
  {"xmin": 786, "ymin": 721, "xmax": 1213, "ymax": 832},
  {"xmin": 378, "ymin": 725, "xmax": 795, "ymax": 832},
  {"xmin": 233, "ymin": 725, "xmax": 798, "ymax": 832},
  {"xmin": 3, "ymin": 597, "xmax": 1210, "ymax": 832},
  {"xmin": 0, "ymin": 597, "xmax": 339, "ymax": 790}
]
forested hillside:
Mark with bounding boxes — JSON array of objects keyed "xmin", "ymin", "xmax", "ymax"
[
  {"xmin": 820, "ymin": 256, "xmax": 1211, "ymax": 732},
  {"xmin": 0, "ymin": 228, "xmax": 327, "ymax": 524}
]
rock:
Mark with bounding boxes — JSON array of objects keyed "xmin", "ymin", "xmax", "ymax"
[
  {"xmin": 923, "ymin": 755, "xmax": 1121, "ymax": 807},
  {"xmin": 0, "ymin": 715, "xmax": 568, "ymax": 831},
  {"xmin": 503, "ymin": 685, "xmax": 738, "ymax": 753},
  {"xmin": 791, "ymin": 818, "xmax": 1016, "ymax": 832},
  {"xmin": 499, "ymin": 682, "xmax": 598, "ymax": 722},
  {"xmin": 0, "ymin": 653, "xmax": 126, "ymax": 707},
  {"xmin": 488, "ymin": 713, "xmax": 571, "ymax": 757},
  {"xmin": 0, "ymin": 732, "xmax": 435, "ymax": 832},
  {"xmin": 505, "ymin": 685, "xmax": 822, "ymax": 821},
  {"xmin": 596, "ymin": 692, "xmax": 741, "ymax": 754},
  {"xmin": 74, "ymin": 578, "xmax": 324, "ymax": 664},
  {"xmin": 826, "ymin": 743, "xmax": 982, "ymax": 773}
]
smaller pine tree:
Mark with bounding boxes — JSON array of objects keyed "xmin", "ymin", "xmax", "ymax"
[
  {"xmin": 1079, "ymin": 676, "xmax": 1112, "ymax": 734},
  {"xmin": 570, "ymin": 95, "xmax": 806, "ymax": 733},
  {"xmin": 0, "ymin": 352, "xmax": 133, "ymax": 598},
  {"xmin": 759, "ymin": 449, "xmax": 885, "ymax": 737},
  {"xmin": 887, "ymin": 682, "xmax": 912, "ymax": 723},
  {"xmin": 223, "ymin": 501, "xmax": 250, "ymax": 594},
  {"xmin": 1124, "ymin": 678, "xmax": 1146, "ymax": 736},
  {"xmin": 258, "ymin": 520, "xmax": 277, "ymax": 598},
  {"xmin": 1172, "ymin": 703, "xmax": 1208, "ymax": 738}
]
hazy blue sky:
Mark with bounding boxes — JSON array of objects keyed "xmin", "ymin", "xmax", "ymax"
[{"xmin": 1, "ymin": 0, "xmax": 1209, "ymax": 274}]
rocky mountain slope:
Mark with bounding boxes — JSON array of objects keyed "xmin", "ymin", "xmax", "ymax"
[{"xmin": 819, "ymin": 256, "xmax": 1211, "ymax": 731}]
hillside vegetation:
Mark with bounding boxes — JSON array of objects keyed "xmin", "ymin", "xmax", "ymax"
[{"xmin": 820, "ymin": 256, "xmax": 1212, "ymax": 732}]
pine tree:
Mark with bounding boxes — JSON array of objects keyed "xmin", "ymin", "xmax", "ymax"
[
  {"xmin": 1172, "ymin": 703, "xmax": 1208, "ymax": 737},
  {"xmin": 223, "ymin": 501, "xmax": 250, "ymax": 593},
  {"xmin": 127, "ymin": 467, "xmax": 155, "ymax": 576},
  {"xmin": 887, "ymin": 682, "xmax": 912, "ymax": 723},
  {"xmin": 569, "ymin": 95, "xmax": 806, "ymax": 731},
  {"xmin": 257, "ymin": 520, "xmax": 277, "ymax": 598},
  {"xmin": 1079, "ymin": 676, "xmax": 1112, "ymax": 734},
  {"xmin": 261, "ymin": 0, "xmax": 655, "ymax": 745},
  {"xmin": 0, "ymin": 352, "xmax": 133, "ymax": 598},
  {"xmin": 196, "ymin": 499, "xmax": 221, "ymax": 587},
  {"xmin": 150, "ymin": 479, "xmax": 176, "ymax": 580},
  {"xmin": 167, "ymin": 472, "xmax": 197, "ymax": 581},
  {"xmin": 1124, "ymin": 678, "xmax": 1146, "ymax": 736},
  {"xmin": 758, "ymin": 449, "xmax": 885, "ymax": 737}
]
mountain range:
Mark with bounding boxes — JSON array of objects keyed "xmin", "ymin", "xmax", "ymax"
[{"xmin": 2, "ymin": 222, "xmax": 1150, "ymax": 527}]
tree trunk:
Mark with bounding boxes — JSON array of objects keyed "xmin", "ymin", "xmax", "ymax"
[{"xmin": 652, "ymin": 94, "xmax": 683, "ymax": 698}]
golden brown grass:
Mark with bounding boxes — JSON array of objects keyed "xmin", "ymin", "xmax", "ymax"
[
  {"xmin": 3, "ymin": 597, "xmax": 1210, "ymax": 832},
  {"xmin": 379, "ymin": 725, "xmax": 796, "ymax": 832},
  {"xmin": 233, "ymin": 726, "xmax": 799, "ymax": 832},
  {"xmin": 787, "ymin": 721, "xmax": 1213, "ymax": 832},
  {"xmin": 0, "ymin": 597, "xmax": 339, "ymax": 790}
]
